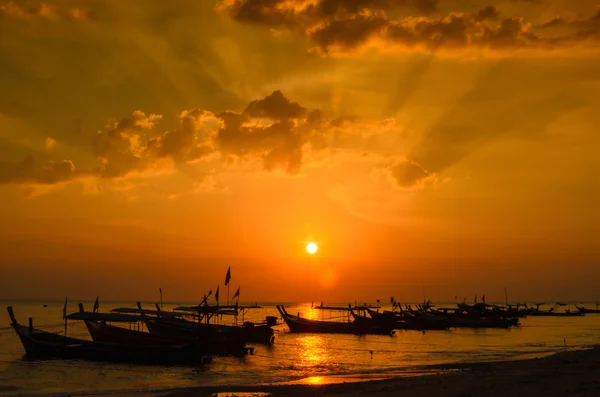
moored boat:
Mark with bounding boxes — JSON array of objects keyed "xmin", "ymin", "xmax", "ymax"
[
  {"xmin": 526, "ymin": 303, "xmax": 584, "ymax": 317},
  {"xmin": 277, "ymin": 305, "xmax": 395, "ymax": 335},
  {"xmin": 130, "ymin": 303, "xmax": 276, "ymax": 345},
  {"xmin": 69, "ymin": 304, "xmax": 252, "ymax": 356},
  {"xmin": 575, "ymin": 304, "xmax": 600, "ymax": 314},
  {"xmin": 6, "ymin": 306, "xmax": 212, "ymax": 366},
  {"xmin": 365, "ymin": 308, "xmax": 450, "ymax": 331}
]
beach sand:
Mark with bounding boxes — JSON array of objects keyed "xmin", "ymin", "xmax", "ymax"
[{"xmin": 159, "ymin": 346, "xmax": 600, "ymax": 397}]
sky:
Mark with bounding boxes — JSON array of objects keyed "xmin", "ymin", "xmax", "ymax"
[{"xmin": 1, "ymin": 0, "xmax": 599, "ymax": 304}]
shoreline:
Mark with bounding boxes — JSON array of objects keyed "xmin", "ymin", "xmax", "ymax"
[
  {"xmin": 153, "ymin": 345, "xmax": 600, "ymax": 397},
  {"xmin": 5, "ymin": 346, "xmax": 597, "ymax": 397}
]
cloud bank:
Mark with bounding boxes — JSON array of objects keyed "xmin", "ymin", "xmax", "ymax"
[
  {"xmin": 1, "ymin": 90, "xmax": 423, "ymax": 190},
  {"xmin": 217, "ymin": 0, "xmax": 600, "ymax": 56}
]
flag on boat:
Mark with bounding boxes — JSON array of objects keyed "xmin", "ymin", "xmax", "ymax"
[
  {"xmin": 62, "ymin": 296, "xmax": 67, "ymax": 320},
  {"xmin": 232, "ymin": 286, "xmax": 240, "ymax": 300},
  {"xmin": 215, "ymin": 285, "xmax": 220, "ymax": 303},
  {"xmin": 93, "ymin": 296, "xmax": 99, "ymax": 313},
  {"xmin": 225, "ymin": 267, "xmax": 231, "ymax": 286}
]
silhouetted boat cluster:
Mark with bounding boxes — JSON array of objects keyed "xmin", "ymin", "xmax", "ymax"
[
  {"xmin": 6, "ymin": 275, "xmax": 598, "ymax": 367},
  {"xmin": 277, "ymin": 298, "xmax": 597, "ymax": 335},
  {"xmin": 278, "ymin": 299, "xmax": 520, "ymax": 333},
  {"xmin": 7, "ymin": 296, "xmax": 280, "ymax": 366}
]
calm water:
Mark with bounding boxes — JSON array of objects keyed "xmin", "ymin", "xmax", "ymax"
[{"xmin": 1, "ymin": 300, "xmax": 600, "ymax": 396}]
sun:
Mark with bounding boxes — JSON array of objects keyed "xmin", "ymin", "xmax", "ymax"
[{"xmin": 306, "ymin": 242, "xmax": 318, "ymax": 254}]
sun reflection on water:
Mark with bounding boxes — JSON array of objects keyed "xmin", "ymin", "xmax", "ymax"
[
  {"xmin": 297, "ymin": 335, "xmax": 329, "ymax": 366},
  {"xmin": 306, "ymin": 376, "xmax": 324, "ymax": 384}
]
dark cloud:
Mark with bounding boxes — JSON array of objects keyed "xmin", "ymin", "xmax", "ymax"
[
  {"xmin": 213, "ymin": 90, "xmax": 407, "ymax": 174},
  {"xmin": 309, "ymin": 14, "xmax": 388, "ymax": 52},
  {"xmin": 216, "ymin": 91, "xmax": 318, "ymax": 173},
  {"xmin": 218, "ymin": 1, "xmax": 600, "ymax": 55},
  {"xmin": 537, "ymin": 8, "xmax": 600, "ymax": 40},
  {"xmin": 0, "ymin": 156, "xmax": 80, "ymax": 184},
  {"xmin": 220, "ymin": 0, "xmax": 439, "ymax": 27},
  {"xmin": 243, "ymin": 90, "xmax": 307, "ymax": 120},
  {"xmin": 93, "ymin": 111, "xmax": 161, "ymax": 178},
  {"xmin": 475, "ymin": 6, "xmax": 500, "ymax": 22},
  {"xmin": 155, "ymin": 109, "xmax": 217, "ymax": 162},
  {"xmin": 305, "ymin": 0, "xmax": 439, "ymax": 18},
  {"xmin": 388, "ymin": 159, "xmax": 434, "ymax": 189},
  {"xmin": 2, "ymin": 90, "xmax": 405, "ymax": 185},
  {"xmin": 0, "ymin": 1, "xmax": 91, "ymax": 21}
]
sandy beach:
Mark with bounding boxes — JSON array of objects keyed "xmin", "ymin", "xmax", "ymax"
[{"xmin": 160, "ymin": 346, "xmax": 600, "ymax": 397}]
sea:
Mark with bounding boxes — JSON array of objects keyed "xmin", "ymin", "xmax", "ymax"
[{"xmin": 1, "ymin": 300, "xmax": 600, "ymax": 396}]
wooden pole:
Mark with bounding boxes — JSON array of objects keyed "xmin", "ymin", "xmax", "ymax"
[{"xmin": 159, "ymin": 288, "xmax": 163, "ymax": 311}]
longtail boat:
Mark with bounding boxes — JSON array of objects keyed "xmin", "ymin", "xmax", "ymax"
[
  {"xmin": 68, "ymin": 304, "xmax": 252, "ymax": 356},
  {"xmin": 365, "ymin": 308, "xmax": 449, "ymax": 331},
  {"xmin": 134, "ymin": 302, "xmax": 277, "ymax": 345},
  {"xmin": 457, "ymin": 302, "xmax": 528, "ymax": 318},
  {"xmin": 575, "ymin": 304, "xmax": 600, "ymax": 314},
  {"xmin": 276, "ymin": 305, "xmax": 395, "ymax": 335},
  {"xmin": 6, "ymin": 306, "xmax": 212, "ymax": 366},
  {"xmin": 526, "ymin": 303, "xmax": 584, "ymax": 317},
  {"xmin": 428, "ymin": 307, "xmax": 519, "ymax": 328}
]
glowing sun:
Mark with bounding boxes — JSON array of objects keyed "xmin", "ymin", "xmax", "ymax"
[{"xmin": 306, "ymin": 242, "xmax": 318, "ymax": 254}]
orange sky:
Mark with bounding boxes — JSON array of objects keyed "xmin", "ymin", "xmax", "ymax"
[{"xmin": 1, "ymin": 0, "xmax": 599, "ymax": 303}]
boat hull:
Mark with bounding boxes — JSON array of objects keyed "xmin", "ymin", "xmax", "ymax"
[
  {"xmin": 10, "ymin": 322, "xmax": 211, "ymax": 366},
  {"xmin": 277, "ymin": 305, "xmax": 394, "ymax": 335},
  {"xmin": 145, "ymin": 317, "xmax": 274, "ymax": 345}
]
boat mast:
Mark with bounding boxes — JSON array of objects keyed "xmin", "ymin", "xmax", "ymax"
[{"xmin": 159, "ymin": 288, "xmax": 164, "ymax": 311}]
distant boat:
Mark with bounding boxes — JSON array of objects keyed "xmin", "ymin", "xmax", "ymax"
[
  {"xmin": 527, "ymin": 302, "xmax": 584, "ymax": 317},
  {"xmin": 365, "ymin": 308, "xmax": 449, "ymax": 330},
  {"xmin": 427, "ymin": 307, "xmax": 519, "ymax": 328},
  {"xmin": 575, "ymin": 304, "xmax": 600, "ymax": 314},
  {"xmin": 276, "ymin": 305, "xmax": 395, "ymax": 335},
  {"xmin": 527, "ymin": 303, "xmax": 584, "ymax": 317},
  {"xmin": 6, "ymin": 306, "xmax": 212, "ymax": 366},
  {"xmin": 457, "ymin": 302, "xmax": 528, "ymax": 318}
]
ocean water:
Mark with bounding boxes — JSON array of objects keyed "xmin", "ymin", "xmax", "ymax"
[{"xmin": 1, "ymin": 300, "xmax": 600, "ymax": 396}]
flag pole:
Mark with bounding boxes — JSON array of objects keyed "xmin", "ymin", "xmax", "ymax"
[{"xmin": 159, "ymin": 288, "xmax": 163, "ymax": 311}]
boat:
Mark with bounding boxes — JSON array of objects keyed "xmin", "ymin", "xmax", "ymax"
[
  {"xmin": 6, "ymin": 306, "xmax": 212, "ymax": 366},
  {"xmin": 365, "ymin": 308, "xmax": 449, "ymax": 331},
  {"xmin": 575, "ymin": 304, "xmax": 600, "ymax": 314},
  {"xmin": 382, "ymin": 300, "xmax": 518, "ymax": 329},
  {"xmin": 276, "ymin": 305, "xmax": 395, "ymax": 335},
  {"xmin": 68, "ymin": 304, "xmax": 253, "ymax": 356},
  {"xmin": 126, "ymin": 302, "xmax": 277, "ymax": 345},
  {"xmin": 526, "ymin": 303, "xmax": 584, "ymax": 317},
  {"xmin": 457, "ymin": 302, "xmax": 528, "ymax": 318},
  {"xmin": 428, "ymin": 307, "xmax": 519, "ymax": 328}
]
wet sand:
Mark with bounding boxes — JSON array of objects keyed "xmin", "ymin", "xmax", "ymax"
[{"xmin": 160, "ymin": 346, "xmax": 600, "ymax": 397}]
